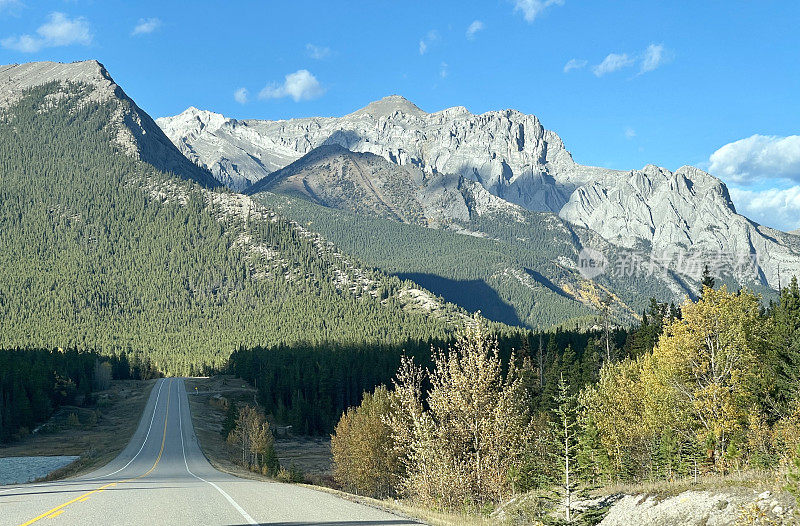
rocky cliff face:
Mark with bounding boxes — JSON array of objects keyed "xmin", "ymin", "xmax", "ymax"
[
  {"xmin": 158, "ymin": 95, "xmax": 606, "ymax": 209},
  {"xmin": 1, "ymin": 61, "xmax": 217, "ymax": 188},
  {"xmin": 158, "ymin": 95, "xmax": 800, "ymax": 291},
  {"xmin": 559, "ymin": 164, "xmax": 800, "ymax": 288}
]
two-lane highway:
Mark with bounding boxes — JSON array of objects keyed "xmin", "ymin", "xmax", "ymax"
[{"xmin": 0, "ymin": 379, "xmax": 416, "ymax": 525}]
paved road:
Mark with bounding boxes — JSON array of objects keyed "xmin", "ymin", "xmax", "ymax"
[{"xmin": 0, "ymin": 378, "xmax": 416, "ymax": 525}]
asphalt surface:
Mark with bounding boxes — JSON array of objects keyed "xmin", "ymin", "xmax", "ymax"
[{"xmin": 0, "ymin": 378, "xmax": 416, "ymax": 526}]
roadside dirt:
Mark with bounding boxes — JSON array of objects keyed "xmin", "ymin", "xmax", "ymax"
[
  {"xmin": 184, "ymin": 375, "xmax": 334, "ymax": 481},
  {"xmin": 184, "ymin": 375, "xmax": 263, "ymax": 480}
]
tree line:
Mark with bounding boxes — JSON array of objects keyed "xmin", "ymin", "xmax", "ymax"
[
  {"xmin": 330, "ymin": 280, "xmax": 800, "ymax": 520},
  {"xmin": 0, "ymin": 347, "xmax": 157, "ymax": 442},
  {"xmin": 225, "ymin": 322, "xmax": 629, "ymax": 437}
]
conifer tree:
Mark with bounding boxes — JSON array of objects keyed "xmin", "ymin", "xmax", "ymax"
[
  {"xmin": 701, "ymin": 264, "xmax": 716, "ymax": 295},
  {"xmin": 553, "ymin": 373, "xmax": 578, "ymax": 522}
]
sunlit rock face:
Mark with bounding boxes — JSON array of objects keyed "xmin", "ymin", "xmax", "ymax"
[{"xmin": 158, "ymin": 95, "xmax": 800, "ymax": 290}]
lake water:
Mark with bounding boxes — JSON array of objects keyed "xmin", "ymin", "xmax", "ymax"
[{"xmin": 0, "ymin": 456, "xmax": 79, "ymax": 485}]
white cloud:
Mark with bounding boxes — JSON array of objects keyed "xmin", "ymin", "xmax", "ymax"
[
  {"xmin": 233, "ymin": 87, "xmax": 249, "ymax": 104},
  {"xmin": 624, "ymin": 127, "xmax": 636, "ymax": 139},
  {"xmin": 0, "ymin": 0, "xmax": 22, "ymax": 14},
  {"xmin": 709, "ymin": 135, "xmax": 800, "ymax": 184},
  {"xmin": 513, "ymin": 0, "xmax": 564, "ymax": 22},
  {"xmin": 563, "ymin": 58, "xmax": 587, "ymax": 73},
  {"xmin": 132, "ymin": 17, "xmax": 161, "ymax": 36},
  {"xmin": 2, "ymin": 34, "xmax": 38, "ymax": 52},
  {"xmin": 306, "ymin": 43, "xmax": 331, "ymax": 60},
  {"xmin": 258, "ymin": 70, "xmax": 325, "ymax": 102},
  {"xmin": 592, "ymin": 53, "xmax": 634, "ymax": 77},
  {"xmin": 640, "ymin": 43, "xmax": 668, "ymax": 73},
  {"xmin": 466, "ymin": 20, "xmax": 484, "ymax": 40},
  {"xmin": 587, "ymin": 44, "xmax": 671, "ymax": 78},
  {"xmin": 1, "ymin": 12, "xmax": 92, "ymax": 52},
  {"xmin": 419, "ymin": 30, "xmax": 439, "ymax": 55},
  {"xmin": 729, "ymin": 186, "xmax": 800, "ymax": 231},
  {"xmin": 439, "ymin": 62, "xmax": 448, "ymax": 79}
]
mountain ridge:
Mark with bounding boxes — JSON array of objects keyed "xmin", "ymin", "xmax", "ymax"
[
  {"xmin": 1, "ymin": 60, "xmax": 219, "ymax": 188},
  {"xmin": 158, "ymin": 96, "xmax": 800, "ymax": 292}
]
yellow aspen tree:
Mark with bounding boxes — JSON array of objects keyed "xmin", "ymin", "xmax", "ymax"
[{"xmin": 651, "ymin": 286, "xmax": 768, "ymax": 469}]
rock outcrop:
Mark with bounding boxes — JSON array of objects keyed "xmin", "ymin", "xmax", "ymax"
[
  {"xmin": 599, "ymin": 489, "xmax": 796, "ymax": 526},
  {"xmin": 559, "ymin": 164, "xmax": 800, "ymax": 288},
  {"xmin": 158, "ymin": 95, "xmax": 602, "ymax": 209}
]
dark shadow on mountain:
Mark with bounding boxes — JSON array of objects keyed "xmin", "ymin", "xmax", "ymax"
[
  {"xmin": 525, "ymin": 269, "xmax": 571, "ymax": 300},
  {"xmin": 322, "ymin": 129, "xmax": 363, "ymax": 149},
  {"xmin": 394, "ymin": 273, "xmax": 522, "ymax": 327}
]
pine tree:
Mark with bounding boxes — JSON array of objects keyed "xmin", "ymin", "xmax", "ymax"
[
  {"xmin": 541, "ymin": 353, "xmax": 562, "ymax": 412},
  {"xmin": 561, "ymin": 345, "xmax": 581, "ymax": 395},
  {"xmin": 553, "ymin": 373, "xmax": 578, "ymax": 522},
  {"xmin": 770, "ymin": 277, "xmax": 800, "ymax": 412},
  {"xmin": 576, "ymin": 412, "xmax": 607, "ymax": 488},
  {"xmin": 701, "ymin": 264, "xmax": 716, "ymax": 296},
  {"xmin": 581, "ymin": 338, "xmax": 601, "ymax": 386},
  {"xmin": 601, "ymin": 294, "xmax": 614, "ymax": 363},
  {"xmin": 221, "ymin": 401, "xmax": 239, "ymax": 438}
]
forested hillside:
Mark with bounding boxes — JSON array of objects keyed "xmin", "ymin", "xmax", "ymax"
[
  {"xmin": 0, "ymin": 348, "xmax": 156, "ymax": 442},
  {"xmin": 255, "ymin": 192, "xmax": 693, "ymax": 329},
  {"xmin": 0, "ymin": 81, "xmax": 462, "ymax": 375}
]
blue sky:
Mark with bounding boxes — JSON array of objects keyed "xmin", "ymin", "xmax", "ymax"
[{"xmin": 1, "ymin": 0, "xmax": 799, "ymax": 230}]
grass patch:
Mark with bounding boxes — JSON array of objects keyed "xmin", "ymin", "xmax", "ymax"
[{"xmin": 598, "ymin": 469, "xmax": 788, "ymax": 500}]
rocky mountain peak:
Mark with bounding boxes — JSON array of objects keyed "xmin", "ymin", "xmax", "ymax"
[
  {"xmin": 156, "ymin": 106, "xmax": 231, "ymax": 138},
  {"xmin": 348, "ymin": 94, "xmax": 426, "ymax": 119},
  {"xmin": 156, "ymin": 93, "xmax": 799, "ymax": 290},
  {"xmin": 0, "ymin": 60, "xmax": 116, "ymax": 108}
]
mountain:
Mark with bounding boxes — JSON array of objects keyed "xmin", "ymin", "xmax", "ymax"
[
  {"xmin": 157, "ymin": 95, "xmax": 604, "ymax": 210},
  {"xmin": 560, "ymin": 164, "xmax": 800, "ymax": 289},
  {"xmin": 248, "ymin": 144, "xmax": 431, "ymax": 224},
  {"xmin": 1, "ymin": 61, "xmax": 219, "ymax": 188},
  {"xmin": 0, "ymin": 61, "xmax": 474, "ymax": 373},
  {"xmin": 245, "ymin": 143, "xmax": 520, "ymax": 228},
  {"xmin": 157, "ymin": 96, "xmax": 800, "ymax": 320}
]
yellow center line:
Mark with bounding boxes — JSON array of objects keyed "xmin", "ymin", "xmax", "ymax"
[{"xmin": 18, "ymin": 379, "xmax": 173, "ymax": 526}]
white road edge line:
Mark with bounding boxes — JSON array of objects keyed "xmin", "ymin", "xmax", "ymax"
[
  {"xmin": 86, "ymin": 377, "xmax": 167, "ymax": 481},
  {"xmin": 177, "ymin": 379, "xmax": 258, "ymax": 525},
  {"xmin": 92, "ymin": 379, "xmax": 167, "ymax": 478},
  {"xmin": 0, "ymin": 378, "xmax": 166, "ymax": 495}
]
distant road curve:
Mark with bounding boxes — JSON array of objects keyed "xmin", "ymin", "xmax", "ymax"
[{"xmin": 0, "ymin": 378, "xmax": 416, "ymax": 526}]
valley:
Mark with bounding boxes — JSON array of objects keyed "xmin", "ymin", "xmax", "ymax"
[{"xmin": 0, "ymin": 55, "xmax": 798, "ymax": 526}]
